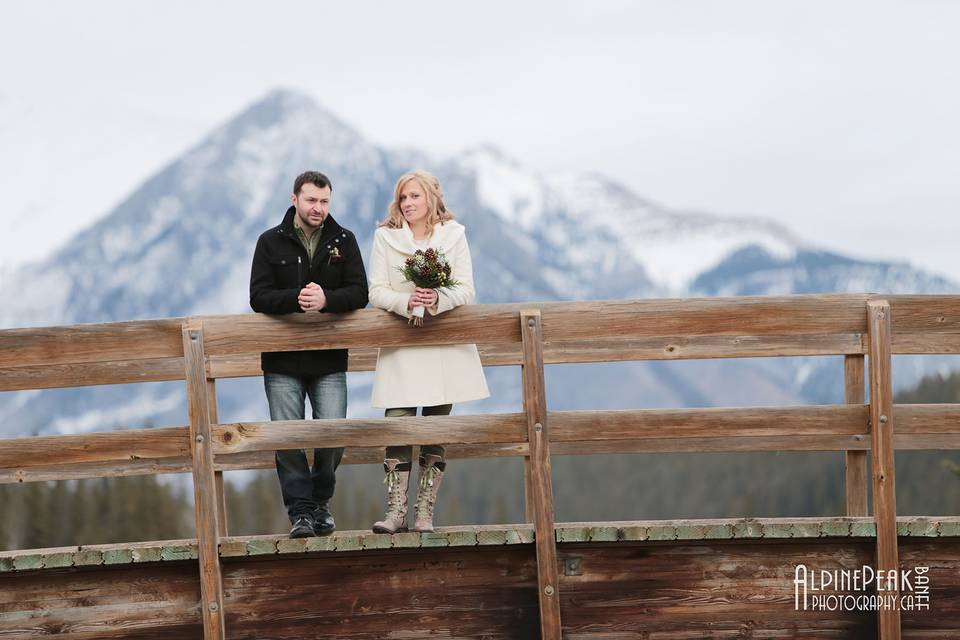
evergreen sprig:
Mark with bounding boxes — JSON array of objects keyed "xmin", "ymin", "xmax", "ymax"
[{"xmin": 398, "ymin": 248, "xmax": 461, "ymax": 290}]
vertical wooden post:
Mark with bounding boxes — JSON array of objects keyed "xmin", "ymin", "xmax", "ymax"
[
  {"xmin": 182, "ymin": 320, "xmax": 226, "ymax": 640},
  {"xmin": 523, "ymin": 459, "xmax": 535, "ymax": 523},
  {"xmin": 866, "ymin": 301, "xmax": 901, "ymax": 640},
  {"xmin": 207, "ymin": 379, "xmax": 228, "ymax": 537},
  {"xmin": 844, "ymin": 354, "xmax": 868, "ymax": 516},
  {"xmin": 520, "ymin": 310, "xmax": 562, "ymax": 640}
]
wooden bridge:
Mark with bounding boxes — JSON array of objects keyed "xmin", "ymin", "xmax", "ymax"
[{"xmin": 1, "ymin": 294, "xmax": 959, "ymax": 639}]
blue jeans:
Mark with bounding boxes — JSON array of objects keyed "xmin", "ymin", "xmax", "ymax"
[{"xmin": 264, "ymin": 371, "xmax": 347, "ymax": 521}]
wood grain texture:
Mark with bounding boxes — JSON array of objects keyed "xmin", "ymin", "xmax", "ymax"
[
  {"xmin": 206, "ymin": 379, "xmax": 228, "ymax": 537},
  {"xmin": 0, "ymin": 427, "xmax": 190, "ymax": 471},
  {"xmin": 4, "ymin": 534, "xmax": 959, "ymax": 638},
  {"xmin": 844, "ymin": 354, "xmax": 869, "ymax": 516},
  {"xmin": 212, "ymin": 414, "xmax": 528, "ymax": 454},
  {"xmin": 198, "ymin": 296, "xmax": 873, "ymax": 357},
  {"xmin": 868, "ymin": 300, "xmax": 902, "ymax": 639},
  {"xmin": 556, "ymin": 540, "xmax": 877, "ymax": 636},
  {"xmin": 548, "ymin": 405, "xmax": 868, "ymax": 441},
  {"xmin": 182, "ymin": 320, "xmax": 225, "ymax": 640},
  {"xmin": 221, "ymin": 547, "xmax": 540, "ymax": 640},
  {"xmin": 0, "ymin": 457, "xmax": 193, "ymax": 484},
  {"xmin": 0, "ymin": 357, "xmax": 185, "ymax": 391},
  {"xmin": 200, "ymin": 305, "xmax": 523, "ymax": 356},
  {"xmin": 0, "ymin": 563, "xmax": 202, "ymax": 639},
  {"xmin": 520, "ymin": 310, "xmax": 562, "ymax": 640},
  {"xmin": 0, "ymin": 318, "xmax": 184, "ymax": 369},
  {"xmin": 205, "ymin": 333, "xmax": 868, "ymax": 381}
]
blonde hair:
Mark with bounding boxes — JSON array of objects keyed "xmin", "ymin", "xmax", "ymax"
[{"xmin": 380, "ymin": 170, "xmax": 456, "ymax": 234}]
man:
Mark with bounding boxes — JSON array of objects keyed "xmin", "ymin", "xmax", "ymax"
[{"xmin": 250, "ymin": 171, "xmax": 368, "ymax": 538}]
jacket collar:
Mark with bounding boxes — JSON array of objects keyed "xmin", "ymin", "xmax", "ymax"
[
  {"xmin": 378, "ymin": 220, "xmax": 465, "ymax": 255},
  {"xmin": 277, "ymin": 206, "xmax": 345, "ymax": 243}
]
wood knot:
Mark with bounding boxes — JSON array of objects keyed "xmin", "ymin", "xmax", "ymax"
[{"xmin": 222, "ymin": 430, "xmax": 234, "ymax": 444}]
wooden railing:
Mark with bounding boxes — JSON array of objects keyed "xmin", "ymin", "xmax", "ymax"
[{"xmin": 3, "ymin": 294, "xmax": 960, "ymax": 639}]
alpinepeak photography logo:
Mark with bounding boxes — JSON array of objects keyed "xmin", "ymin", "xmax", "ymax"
[{"xmin": 794, "ymin": 564, "xmax": 930, "ymax": 612}]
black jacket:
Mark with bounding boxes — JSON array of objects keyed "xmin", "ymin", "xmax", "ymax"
[{"xmin": 249, "ymin": 207, "xmax": 369, "ymax": 377}]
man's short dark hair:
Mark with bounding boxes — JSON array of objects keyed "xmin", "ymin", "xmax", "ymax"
[{"xmin": 294, "ymin": 171, "xmax": 332, "ymax": 195}]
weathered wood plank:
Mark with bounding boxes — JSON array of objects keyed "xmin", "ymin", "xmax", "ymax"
[
  {"xmin": 200, "ymin": 296, "xmax": 871, "ymax": 357},
  {"xmin": 886, "ymin": 295, "xmax": 960, "ymax": 332},
  {"xmin": 886, "ymin": 296, "xmax": 960, "ymax": 353},
  {"xmin": 182, "ymin": 320, "xmax": 225, "ymax": 639},
  {"xmin": 894, "ymin": 403, "xmax": 960, "ymax": 433},
  {"xmin": 0, "ymin": 356, "xmax": 186, "ymax": 391},
  {"xmin": 0, "ymin": 562, "xmax": 203, "ymax": 638},
  {"xmin": 0, "ymin": 318, "xmax": 184, "ymax": 369},
  {"xmin": 550, "ymin": 434, "xmax": 871, "ymax": 454},
  {"xmin": 0, "ymin": 427, "xmax": 190, "ymax": 471},
  {"xmin": 214, "ymin": 442, "xmax": 531, "ymax": 471},
  {"xmin": 891, "ymin": 332, "xmax": 960, "ymax": 354},
  {"xmin": 207, "ymin": 333, "xmax": 867, "ymax": 381},
  {"xmin": 200, "ymin": 306, "xmax": 523, "ymax": 356},
  {"xmin": 543, "ymin": 333, "xmax": 866, "ymax": 361},
  {"xmin": 549, "ymin": 405, "xmax": 868, "ymax": 441},
  {"xmin": 0, "ymin": 456, "xmax": 193, "ymax": 484},
  {"xmin": 844, "ymin": 354, "xmax": 869, "ymax": 516},
  {"xmin": 539, "ymin": 295, "xmax": 869, "ymax": 342},
  {"xmin": 213, "ymin": 414, "xmax": 528, "ymax": 454},
  {"xmin": 520, "ymin": 310, "xmax": 562, "ymax": 640},
  {"xmin": 206, "ymin": 378, "xmax": 228, "ymax": 537},
  {"xmin": 867, "ymin": 300, "xmax": 902, "ymax": 639},
  {"xmin": 4, "ymin": 410, "xmax": 950, "ymax": 487}
]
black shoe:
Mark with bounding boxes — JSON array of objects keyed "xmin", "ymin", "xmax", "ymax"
[
  {"xmin": 289, "ymin": 514, "xmax": 316, "ymax": 539},
  {"xmin": 313, "ymin": 505, "xmax": 336, "ymax": 536}
]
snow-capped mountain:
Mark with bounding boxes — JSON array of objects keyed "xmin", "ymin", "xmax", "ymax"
[{"xmin": 0, "ymin": 89, "xmax": 955, "ymax": 438}]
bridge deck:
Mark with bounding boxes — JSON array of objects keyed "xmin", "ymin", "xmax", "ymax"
[
  {"xmin": 3, "ymin": 516, "xmax": 960, "ymax": 572},
  {"xmin": 2, "ymin": 517, "xmax": 959, "ymax": 639}
]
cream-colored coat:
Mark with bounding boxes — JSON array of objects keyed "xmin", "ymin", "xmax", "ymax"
[{"xmin": 368, "ymin": 220, "xmax": 490, "ymax": 408}]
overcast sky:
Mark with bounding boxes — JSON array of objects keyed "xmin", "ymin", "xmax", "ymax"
[{"xmin": 1, "ymin": 1, "xmax": 958, "ymax": 282}]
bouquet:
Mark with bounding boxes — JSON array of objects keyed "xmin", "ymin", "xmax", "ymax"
[{"xmin": 397, "ymin": 248, "xmax": 461, "ymax": 326}]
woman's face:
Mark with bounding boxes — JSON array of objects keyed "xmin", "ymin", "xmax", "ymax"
[{"xmin": 399, "ymin": 179, "xmax": 429, "ymax": 227}]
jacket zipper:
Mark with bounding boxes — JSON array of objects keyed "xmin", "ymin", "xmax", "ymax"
[{"xmin": 297, "ymin": 256, "xmax": 303, "ymax": 287}]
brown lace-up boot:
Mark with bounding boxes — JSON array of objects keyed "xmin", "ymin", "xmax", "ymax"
[
  {"xmin": 372, "ymin": 458, "xmax": 411, "ymax": 534},
  {"xmin": 412, "ymin": 454, "xmax": 445, "ymax": 532}
]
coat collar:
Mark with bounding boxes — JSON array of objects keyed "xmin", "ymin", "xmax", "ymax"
[
  {"xmin": 276, "ymin": 206, "xmax": 345, "ymax": 243},
  {"xmin": 377, "ymin": 220, "xmax": 465, "ymax": 255}
]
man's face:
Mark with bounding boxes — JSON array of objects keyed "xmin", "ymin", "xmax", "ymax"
[{"xmin": 291, "ymin": 183, "xmax": 331, "ymax": 231}]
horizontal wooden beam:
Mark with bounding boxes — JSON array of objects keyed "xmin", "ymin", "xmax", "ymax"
[
  {"xmin": 212, "ymin": 414, "xmax": 529, "ymax": 454},
  {"xmin": 894, "ymin": 404, "xmax": 960, "ymax": 432},
  {"xmin": 0, "ymin": 427, "xmax": 190, "ymax": 470},
  {"xmin": 0, "ymin": 318, "xmax": 184, "ymax": 369},
  {"xmin": 11, "ymin": 330, "xmax": 955, "ymax": 392},
  {"xmin": 206, "ymin": 333, "xmax": 869, "ymax": 381},
  {"xmin": 886, "ymin": 295, "xmax": 960, "ymax": 333},
  {"xmin": 200, "ymin": 306, "xmax": 524, "ymax": 356},
  {"xmin": 0, "ymin": 357, "xmax": 186, "ymax": 392},
  {"xmin": 213, "ymin": 443, "xmax": 531, "ymax": 471},
  {"xmin": 0, "ymin": 457, "xmax": 194, "ymax": 484},
  {"xmin": 549, "ymin": 405, "xmax": 869, "ymax": 441}
]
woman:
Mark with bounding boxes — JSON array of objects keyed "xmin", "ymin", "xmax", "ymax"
[{"xmin": 368, "ymin": 170, "xmax": 489, "ymax": 533}]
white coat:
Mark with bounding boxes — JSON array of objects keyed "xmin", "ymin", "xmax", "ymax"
[{"xmin": 368, "ymin": 220, "xmax": 490, "ymax": 409}]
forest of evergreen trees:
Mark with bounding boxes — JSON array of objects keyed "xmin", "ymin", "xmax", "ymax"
[{"xmin": 2, "ymin": 372, "xmax": 959, "ymax": 551}]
